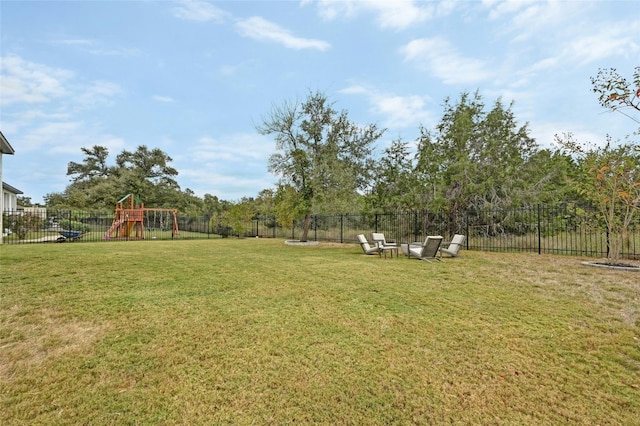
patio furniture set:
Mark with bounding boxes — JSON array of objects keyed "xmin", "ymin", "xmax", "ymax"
[{"xmin": 357, "ymin": 233, "xmax": 465, "ymax": 261}]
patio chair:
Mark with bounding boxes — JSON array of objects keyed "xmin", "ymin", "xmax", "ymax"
[
  {"xmin": 371, "ymin": 232, "xmax": 399, "ymax": 258},
  {"xmin": 357, "ymin": 234, "xmax": 381, "ymax": 256},
  {"xmin": 407, "ymin": 236, "xmax": 443, "ymax": 261},
  {"xmin": 440, "ymin": 234, "xmax": 465, "ymax": 258}
]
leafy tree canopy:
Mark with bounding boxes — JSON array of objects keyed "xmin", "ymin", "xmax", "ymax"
[{"xmin": 257, "ymin": 90, "xmax": 385, "ymax": 240}]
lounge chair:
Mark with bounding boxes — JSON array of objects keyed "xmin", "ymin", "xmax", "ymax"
[
  {"xmin": 407, "ymin": 236, "xmax": 443, "ymax": 261},
  {"xmin": 440, "ymin": 234, "xmax": 465, "ymax": 258},
  {"xmin": 371, "ymin": 232, "xmax": 399, "ymax": 258},
  {"xmin": 357, "ymin": 234, "xmax": 381, "ymax": 256}
]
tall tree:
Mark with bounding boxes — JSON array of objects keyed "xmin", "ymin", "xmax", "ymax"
[
  {"xmin": 257, "ymin": 90, "xmax": 385, "ymax": 241},
  {"xmin": 556, "ymin": 134, "xmax": 639, "ymax": 261},
  {"xmin": 112, "ymin": 145, "xmax": 179, "ymax": 206},
  {"xmin": 556, "ymin": 67, "xmax": 640, "ymax": 262},
  {"xmin": 366, "ymin": 138, "xmax": 418, "ymax": 211},
  {"xmin": 415, "ymin": 91, "xmax": 550, "ymax": 232},
  {"xmin": 67, "ymin": 145, "xmax": 111, "ymax": 182},
  {"xmin": 49, "ymin": 145, "xmax": 184, "ymax": 210}
]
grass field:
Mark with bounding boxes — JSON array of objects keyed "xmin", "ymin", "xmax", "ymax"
[{"xmin": 1, "ymin": 239, "xmax": 639, "ymax": 424}]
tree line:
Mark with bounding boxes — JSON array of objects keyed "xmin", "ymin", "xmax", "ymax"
[{"xmin": 33, "ymin": 67, "xmax": 639, "ymax": 248}]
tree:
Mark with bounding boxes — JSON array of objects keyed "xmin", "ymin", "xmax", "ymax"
[
  {"xmin": 523, "ymin": 148, "xmax": 579, "ymax": 206},
  {"xmin": 67, "ymin": 145, "xmax": 111, "ymax": 182},
  {"xmin": 202, "ymin": 194, "xmax": 224, "ymax": 219},
  {"xmin": 556, "ymin": 134, "xmax": 639, "ymax": 261},
  {"xmin": 16, "ymin": 196, "xmax": 33, "ymax": 207},
  {"xmin": 365, "ymin": 138, "xmax": 418, "ymax": 211},
  {"xmin": 591, "ymin": 66, "xmax": 640, "ymax": 124},
  {"xmin": 257, "ymin": 90, "xmax": 385, "ymax": 241},
  {"xmin": 113, "ymin": 145, "xmax": 179, "ymax": 206},
  {"xmin": 48, "ymin": 145, "xmax": 184, "ymax": 210},
  {"xmin": 415, "ymin": 91, "xmax": 543, "ymax": 233},
  {"xmin": 255, "ymin": 189, "xmax": 276, "ymax": 218},
  {"xmin": 554, "ymin": 67, "xmax": 640, "ymax": 262},
  {"xmin": 227, "ymin": 199, "xmax": 255, "ymax": 238}
]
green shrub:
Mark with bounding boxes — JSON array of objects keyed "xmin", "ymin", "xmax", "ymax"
[
  {"xmin": 59, "ymin": 219, "xmax": 91, "ymax": 233},
  {"xmin": 4, "ymin": 213, "xmax": 45, "ymax": 239}
]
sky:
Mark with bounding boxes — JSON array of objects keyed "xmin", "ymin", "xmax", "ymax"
[{"xmin": 1, "ymin": 0, "xmax": 639, "ymax": 205}]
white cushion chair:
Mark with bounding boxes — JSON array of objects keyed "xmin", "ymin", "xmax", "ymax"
[
  {"xmin": 408, "ymin": 236, "xmax": 443, "ymax": 261},
  {"xmin": 371, "ymin": 232, "xmax": 399, "ymax": 258},
  {"xmin": 440, "ymin": 234, "xmax": 466, "ymax": 258},
  {"xmin": 357, "ymin": 234, "xmax": 381, "ymax": 256}
]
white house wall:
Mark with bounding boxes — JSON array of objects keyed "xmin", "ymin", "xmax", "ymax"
[{"xmin": 3, "ymin": 189, "xmax": 18, "ymax": 211}]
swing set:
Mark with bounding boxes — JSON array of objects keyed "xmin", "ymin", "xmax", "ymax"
[{"xmin": 104, "ymin": 193, "xmax": 179, "ymax": 240}]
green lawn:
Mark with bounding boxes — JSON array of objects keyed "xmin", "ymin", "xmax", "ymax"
[{"xmin": 1, "ymin": 239, "xmax": 639, "ymax": 424}]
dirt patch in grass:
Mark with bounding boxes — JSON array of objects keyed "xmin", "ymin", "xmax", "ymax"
[
  {"xmin": 0, "ymin": 306, "xmax": 108, "ymax": 381},
  {"xmin": 476, "ymin": 252, "xmax": 640, "ymax": 327}
]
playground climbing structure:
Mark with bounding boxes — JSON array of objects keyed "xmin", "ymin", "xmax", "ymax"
[{"xmin": 105, "ymin": 193, "xmax": 179, "ymax": 240}]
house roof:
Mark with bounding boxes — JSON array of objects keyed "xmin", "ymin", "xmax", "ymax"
[
  {"xmin": 0, "ymin": 131, "xmax": 16, "ymax": 155},
  {"xmin": 2, "ymin": 182, "xmax": 23, "ymax": 195}
]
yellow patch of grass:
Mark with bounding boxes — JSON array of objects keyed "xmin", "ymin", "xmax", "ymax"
[{"xmin": 1, "ymin": 306, "xmax": 108, "ymax": 381}]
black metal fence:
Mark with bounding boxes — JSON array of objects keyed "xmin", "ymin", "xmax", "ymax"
[{"xmin": 2, "ymin": 205, "xmax": 639, "ymax": 259}]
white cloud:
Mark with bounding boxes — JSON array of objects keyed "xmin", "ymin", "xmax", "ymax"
[
  {"xmin": 21, "ymin": 121, "xmax": 82, "ymax": 152},
  {"xmin": 0, "ymin": 55, "xmax": 73, "ymax": 105},
  {"xmin": 373, "ymin": 93, "xmax": 434, "ymax": 128},
  {"xmin": 172, "ymin": 0, "xmax": 228, "ymax": 23},
  {"xmin": 302, "ymin": 0, "xmax": 359, "ymax": 20},
  {"xmin": 190, "ymin": 133, "xmax": 274, "ymax": 163},
  {"xmin": 482, "ymin": 0, "xmax": 538, "ymax": 21},
  {"xmin": 339, "ymin": 85, "xmax": 367, "ymax": 95},
  {"xmin": 179, "ymin": 167, "xmax": 274, "ymax": 200},
  {"xmin": 236, "ymin": 16, "xmax": 331, "ymax": 51},
  {"xmin": 74, "ymin": 81, "xmax": 122, "ymax": 109},
  {"xmin": 367, "ymin": 1, "xmax": 434, "ymax": 30},
  {"xmin": 0, "ymin": 55, "xmax": 122, "ymax": 112},
  {"xmin": 482, "ymin": 0, "xmax": 589, "ymax": 45},
  {"xmin": 86, "ymin": 47, "xmax": 140, "ymax": 57},
  {"xmin": 562, "ymin": 23, "xmax": 640, "ymax": 65},
  {"xmin": 49, "ymin": 37, "xmax": 140, "ymax": 56},
  {"xmin": 50, "ymin": 38, "xmax": 94, "ymax": 46},
  {"xmin": 400, "ymin": 37, "xmax": 491, "ymax": 85},
  {"xmin": 0, "ymin": 109, "xmax": 71, "ymax": 135},
  {"xmin": 153, "ymin": 95, "xmax": 175, "ymax": 103},
  {"xmin": 305, "ymin": 0, "xmax": 454, "ymax": 30},
  {"xmin": 17, "ymin": 121, "xmax": 126, "ymax": 155},
  {"xmin": 340, "ymin": 85, "xmax": 434, "ymax": 129},
  {"xmin": 173, "ymin": 132, "xmax": 276, "ymax": 198}
]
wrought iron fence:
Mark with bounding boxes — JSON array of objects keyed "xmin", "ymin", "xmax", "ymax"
[{"xmin": 2, "ymin": 206, "xmax": 639, "ymax": 259}]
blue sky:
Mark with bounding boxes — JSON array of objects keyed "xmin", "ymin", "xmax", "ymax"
[{"xmin": 1, "ymin": 0, "xmax": 638, "ymax": 205}]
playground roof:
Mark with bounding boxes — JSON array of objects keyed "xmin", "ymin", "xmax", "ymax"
[{"xmin": 118, "ymin": 193, "xmax": 143, "ymax": 204}]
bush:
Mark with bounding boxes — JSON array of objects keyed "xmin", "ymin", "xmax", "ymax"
[
  {"xmin": 4, "ymin": 213, "xmax": 46, "ymax": 239},
  {"xmin": 60, "ymin": 219, "xmax": 91, "ymax": 233}
]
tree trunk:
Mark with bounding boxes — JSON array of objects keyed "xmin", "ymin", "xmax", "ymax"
[{"xmin": 300, "ymin": 214, "xmax": 311, "ymax": 242}]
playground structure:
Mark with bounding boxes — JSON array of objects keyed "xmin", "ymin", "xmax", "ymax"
[{"xmin": 105, "ymin": 194, "xmax": 179, "ymax": 240}]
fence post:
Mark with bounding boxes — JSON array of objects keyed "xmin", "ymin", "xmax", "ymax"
[
  {"xmin": 465, "ymin": 210, "xmax": 470, "ymax": 250},
  {"xmin": 375, "ymin": 214, "xmax": 379, "ymax": 233},
  {"xmin": 537, "ymin": 204, "xmax": 542, "ymax": 255},
  {"xmin": 313, "ymin": 215, "xmax": 317, "ymax": 241},
  {"xmin": 340, "ymin": 214, "xmax": 344, "ymax": 243}
]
